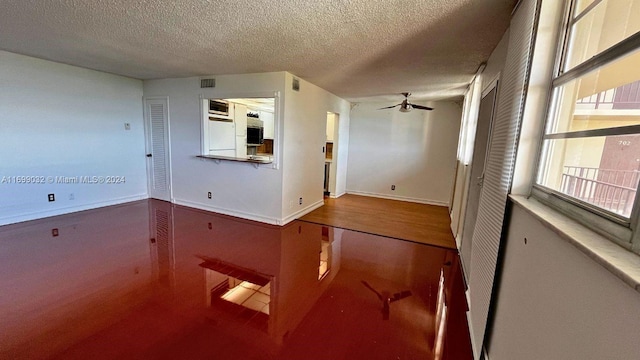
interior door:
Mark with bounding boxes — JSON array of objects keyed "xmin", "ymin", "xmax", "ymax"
[
  {"xmin": 460, "ymin": 83, "xmax": 498, "ymax": 278},
  {"xmin": 145, "ymin": 98, "xmax": 171, "ymax": 201}
]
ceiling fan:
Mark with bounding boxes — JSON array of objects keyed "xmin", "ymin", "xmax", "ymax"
[
  {"xmin": 361, "ymin": 280, "xmax": 412, "ymax": 320},
  {"xmin": 379, "ymin": 92, "xmax": 433, "ymax": 112}
]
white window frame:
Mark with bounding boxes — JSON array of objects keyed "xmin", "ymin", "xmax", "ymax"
[{"xmin": 532, "ymin": 0, "xmax": 640, "ymax": 253}]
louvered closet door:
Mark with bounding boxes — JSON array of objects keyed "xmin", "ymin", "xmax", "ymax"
[
  {"xmin": 467, "ymin": 0, "xmax": 539, "ymax": 358},
  {"xmin": 145, "ymin": 98, "xmax": 171, "ymax": 201}
]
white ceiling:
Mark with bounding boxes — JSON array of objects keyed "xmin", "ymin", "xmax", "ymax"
[{"xmin": 0, "ymin": 0, "xmax": 516, "ymax": 102}]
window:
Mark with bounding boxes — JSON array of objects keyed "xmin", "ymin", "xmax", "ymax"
[
  {"xmin": 201, "ymin": 97, "xmax": 277, "ymax": 164},
  {"xmin": 535, "ymin": 0, "xmax": 640, "ymax": 247}
]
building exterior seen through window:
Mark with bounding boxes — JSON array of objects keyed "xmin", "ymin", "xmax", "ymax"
[{"xmin": 536, "ymin": 0, "xmax": 640, "ymax": 219}]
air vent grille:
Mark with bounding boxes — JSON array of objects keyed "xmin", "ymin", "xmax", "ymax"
[{"xmin": 201, "ymin": 78, "xmax": 216, "ymax": 88}]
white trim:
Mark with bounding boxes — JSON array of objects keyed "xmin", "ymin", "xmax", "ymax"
[
  {"xmin": 483, "ymin": 348, "xmax": 491, "ymax": 360},
  {"xmin": 173, "ymin": 198, "xmax": 281, "ymax": 225},
  {"xmin": 174, "ymin": 198, "xmax": 324, "ymax": 226},
  {"xmin": 280, "ymin": 199, "xmax": 325, "ymax": 225},
  {"xmin": 466, "ymin": 308, "xmax": 482, "ymax": 360},
  {"xmin": 199, "ymin": 90, "xmax": 281, "ymax": 170},
  {"xmin": 0, "ymin": 194, "xmax": 148, "ymax": 226},
  {"xmin": 143, "ymin": 96, "xmax": 173, "ymax": 202},
  {"xmin": 345, "ymin": 190, "xmax": 449, "ymax": 207},
  {"xmin": 466, "ymin": 289, "xmax": 491, "ymax": 360},
  {"xmin": 330, "ymin": 191, "xmax": 346, "ymax": 199},
  {"xmin": 482, "ymin": 72, "xmax": 500, "ymax": 97}
]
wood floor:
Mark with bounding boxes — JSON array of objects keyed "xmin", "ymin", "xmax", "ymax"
[{"xmin": 300, "ymin": 194, "xmax": 456, "ymax": 249}]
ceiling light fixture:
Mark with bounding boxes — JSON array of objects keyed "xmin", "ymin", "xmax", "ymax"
[{"xmin": 399, "ymin": 103, "xmax": 412, "ymax": 112}]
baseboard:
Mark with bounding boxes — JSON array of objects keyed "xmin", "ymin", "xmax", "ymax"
[
  {"xmin": 330, "ymin": 191, "xmax": 346, "ymax": 199},
  {"xmin": 173, "ymin": 199, "xmax": 282, "ymax": 225},
  {"xmin": 466, "ymin": 294, "xmax": 490, "ymax": 360},
  {"xmin": 0, "ymin": 194, "xmax": 148, "ymax": 226},
  {"xmin": 483, "ymin": 348, "xmax": 490, "ymax": 360},
  {"xmin": 281, "ymin": 199, "xmax": 324, "ymax": 225},
  {"xmin": 466, "ymin": 309, "xmax": 480, "ymax": 360},
  {"xmin": 345, "ymin": 190, "xmax": 449, "ymax": 207}
]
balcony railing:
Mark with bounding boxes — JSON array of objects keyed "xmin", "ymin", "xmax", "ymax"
[
  {"xmin": 560, "ymin": 166, "xmax": 640, "ymax": 217},
  {"xmin": 576, "ymin": 81, "xmax": 640, "ymax": 110}
]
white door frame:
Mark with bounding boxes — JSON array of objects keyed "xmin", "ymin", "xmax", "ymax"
[
  {"xmin": 144, "ymin": 96, "xmax": 173, "ymax": 202},
  {"xmin": 460, "ymin": 77, "xmax": 499, "ymax": 277}
]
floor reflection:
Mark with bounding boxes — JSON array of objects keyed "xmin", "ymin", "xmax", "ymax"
[{"xmin": 0, "ymin": 200, "xmax": 472, "ymax": 359}]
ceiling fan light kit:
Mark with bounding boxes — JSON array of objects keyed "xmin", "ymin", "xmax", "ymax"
[
  {"xmin": 399, "ymin": 104, "xmax": 412, "ymax": 112},
  {"xmin": 378, "ymin": 92, "xmax": 433, "ymax": 113}
]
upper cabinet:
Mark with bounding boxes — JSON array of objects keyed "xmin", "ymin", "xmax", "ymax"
[
  {"xmin": 326, "ymin": 113, "xmax": 336, "ymax": 142},
  {"xmin": 234, "ymin": 103, "xmax": 248, "ymax": 137},
  {"xmin": 260, "ymin": 111, "xmax": 275, "ymax": 139}
]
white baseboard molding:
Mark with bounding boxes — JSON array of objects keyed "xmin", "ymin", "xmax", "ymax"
[
  {"xmin": 281, "ymin": 199, "xmax": 324, "ymax": 225},
  {"xmin": 483, "ymin": 348, "xmax": 490, "ymax": 360},
  {"xmin": 345, "ymin": 190, "xmax": 449, "ymax": 207},
  {"xmin": 0, "ymin": 194, "xmax": 148, "ymax": 226},
  {"xmin": 466, "ymin": 309, "xmax": 481, "ymax": 360},
  {"xmin": 466, "ymin": 293, "xmax": 490, "ymax": 360},
  {"xmin": 173, "ymin": 199, "xmax": 282, "ymax": 225},
  {"xmin": 330, "ymin": 191, "xmax": 346, "ymax": 199}
]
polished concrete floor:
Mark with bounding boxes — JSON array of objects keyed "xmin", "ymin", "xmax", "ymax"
[{"xmin": 0, "ymin": 200, "xmax": 472, "ymax": 359}]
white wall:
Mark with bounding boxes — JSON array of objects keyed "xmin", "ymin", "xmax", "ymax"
[
  {"xmin": 143, "ymin": 73, "xmax": 286, "ymax": 224},
  {"xmin": 488, "ymin": 205, "xmax": 640, "ymax": 360},
  {"xmin": 143, "ymin": 72, "xmax": 350, "ymax": 225},
  {"xmin": 281, "ymin": 73, "xmax": 351, "ymax": 223},
  {"xmin": 346, "ymin": 101, "xmax": 461, "ymax": 205},
  {"xmin": 0, "ymin": 51, "xmax": 147, "ymax": 225}
]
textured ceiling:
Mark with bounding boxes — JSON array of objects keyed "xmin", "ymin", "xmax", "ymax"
[{"xmin": 0, "ymin": 0, "xmax": 516, "ymax": 102}]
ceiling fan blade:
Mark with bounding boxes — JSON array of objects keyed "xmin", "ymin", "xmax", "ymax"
[
  {"xmin": 378, "ymin": 104, "xmax": 400, "ymax": 110},
  {"xmin": 361, "ymin": 281, "xmax": 384, "ymax": 302},
  {"xmin": 409, "ymin": 104, "xmax": 433, "ymax": 111}
]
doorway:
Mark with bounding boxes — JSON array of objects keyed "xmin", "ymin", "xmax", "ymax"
[
  {"xmin": 144, "ymin": 97, "xmax": 171, "ymax": 201},
  {"xmin": 324, "ymin": 113, "xmax": 339, "ymax": 197},
  {"xmin": 460, "ymin": 81, "xmax": 498, "ymax": 278}
]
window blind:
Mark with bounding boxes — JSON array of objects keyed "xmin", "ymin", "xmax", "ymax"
[{"xmin": 467, "ymin": 0, "xmax": 540, "ymax": 357}]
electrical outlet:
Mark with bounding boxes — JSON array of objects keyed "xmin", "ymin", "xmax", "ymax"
[
  {"xmin": 289, "ymin": 200, "xmax": 294, "ymax": 209},
  {"xmin": 299, "ymin": 197, "xmax": 303, "ymax": 205},
  {"xmin": 391, "ymin": 185, "xmax": 396, "ymax": 190},
  {"xmin": 69, "ymin": 193, "xmax": 74, "ymax": 200},
  {"xmin": 48, "ymin": 194, "xmax": 55, "ymax": 202},
  {"xmin": 52, "ymin": 228, "xmax": 59, "ymax": 237},
  {"xmin": 207, "ymin": 192, "xmax": 212, "ymax": 199}
]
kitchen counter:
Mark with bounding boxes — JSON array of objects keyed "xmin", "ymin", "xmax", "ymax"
[{"xmin": 197, "ymin": 154, "xmax": 273, "ymax": 165}]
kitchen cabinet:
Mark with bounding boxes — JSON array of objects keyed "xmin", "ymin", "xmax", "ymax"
[
  {"xmin": 209, "ymin": 120, "xmax": 236, "ymax": 152},
  {"xmin": 260, "ymin": 111, "xmax": 275, "ymax": 139},
  {"xmin": 234, "ymin": 104, "xmax": 247, "ymax": 157},
  {"xmin": 235, "ymin": 104, "xmax": 247, "ymax": 136}
]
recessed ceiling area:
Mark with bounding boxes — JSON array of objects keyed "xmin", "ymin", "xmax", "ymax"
[{"xmin": 0, "ymin": 0, "xmax": 516, "ymax": 102}]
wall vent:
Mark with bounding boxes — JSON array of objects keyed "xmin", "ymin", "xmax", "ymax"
[
  {"xmin": 292, "ymin": 78, "xmax": 300, "ymax": 91},
  {"xmin": 200, "ymin": 78, "xmax": 216, "ymax": 88}
]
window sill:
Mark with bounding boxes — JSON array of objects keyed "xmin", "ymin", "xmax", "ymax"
[{"xmin": 510, "ymin": 195, "xmax": 640, "ymax": 293}]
